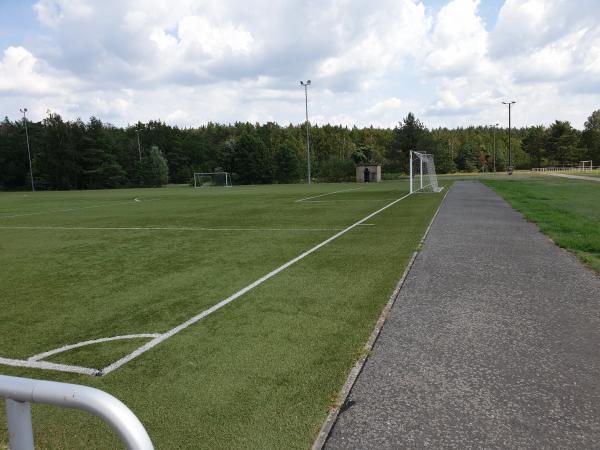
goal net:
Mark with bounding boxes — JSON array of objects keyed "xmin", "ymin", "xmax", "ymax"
[
  {"xmin": 193, "ymin": 172, "xmax": 232, "ymax": 188},
  {"xmin": 409, "ymin": 151, "xmax": 443, "ymax": 194}
]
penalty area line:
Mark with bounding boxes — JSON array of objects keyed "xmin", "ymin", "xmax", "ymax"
[
  {"xmin": 0, "ymin": 198, "xmax": 143, "ymax": 220},
  {"xmin": 295, "ymin": 187, "xmax": 363, "ymax": 203},
  {"xmin": 0, "ymin": 226, "xmax": 345, "ymax": 233},
  {"xmin": 100, "ymin": 191, "xmax": 413, "ymax": 376},
  {"xmin": 300, "ymin": 198, "xmax": 397, "ymax": 203}
]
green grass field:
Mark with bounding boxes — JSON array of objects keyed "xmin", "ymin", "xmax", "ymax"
[
  {"xmin": 484, "ymin": 176, "xmax": 600, "ymax": 273},
  {"xmin": 0, "ymin": 181, "xmax": 447, "ymax": 449}
]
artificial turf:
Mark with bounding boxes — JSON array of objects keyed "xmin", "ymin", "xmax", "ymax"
[
  {"xmin": 483, "ymin": 176, "xmax": 600, "ymax": 273},
  {"xmin": 0, "ymin": 181, "xmax": 447, "ymax": 449}
]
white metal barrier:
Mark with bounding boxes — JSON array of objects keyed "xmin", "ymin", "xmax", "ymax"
[
  {"xmin": 532, "ymin": 165, "xmax": 600, "ymax": 173},
  {"xmin": 0, "ymin": 375, "xmax": 153, "ymax": 450}
]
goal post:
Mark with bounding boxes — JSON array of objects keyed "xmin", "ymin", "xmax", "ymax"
[
  {"xmin": 580, "ymin": 160, "xmax": 592, "ymax": 172},
  {"xmin": 409, "ymin": 151, "xmax": 443, "ymax": 194},
  {"xmin": 193, "ymin": 172, "xmax": 232, "ymax": 188}
]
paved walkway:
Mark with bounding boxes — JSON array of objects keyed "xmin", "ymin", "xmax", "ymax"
[{"xmin": 324, "ymin": 181, "xmax": 600, "ymax": 449}]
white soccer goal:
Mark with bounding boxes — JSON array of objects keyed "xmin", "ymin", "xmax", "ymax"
[
  {"xmin": 580, "ymin": 160, "xmax": 593, "ymax": 171},
  {"xmin": 409, "ymin": 151, "xmax": 443, "ymax": 194},
  {"xmin": 193, "ymin": 172, "xmax": 232, "ymax": 188}
]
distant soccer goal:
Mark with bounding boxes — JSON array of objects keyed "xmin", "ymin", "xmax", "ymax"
[
  {"xmin": 581, "ymin": 160, "xmax": 593, "ymax": 171},
  {"xmin": 409, "ymin": 151, "xmax": 443, "ymax": 194},
  {"xmin": 193, "ymin": 172, "xmax": 232, "ymax": 188}
]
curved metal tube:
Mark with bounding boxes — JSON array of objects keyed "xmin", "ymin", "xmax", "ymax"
[{"xmin": 0, "ymin": 375, "xmax": 153, "ymax": 450}]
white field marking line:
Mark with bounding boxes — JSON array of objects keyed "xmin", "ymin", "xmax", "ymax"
[
  {"xmin": 134, "ymin": 197, "xmax": 142, "ymax": 202},
  {"xmin": 0, "ymin": 357, "xmax": 99, "ymax": 376},
  {"xmin": 294, "ymin": 187, "xmax": 363, "ymax": 203},
  {"xmin": 100, "ymin": 191, "xmax": 413, "ymax": 376},
  {"xmin": 300, "ymin": 199, "xmax": 397, "ymax": 203},
  {"xmin": 0, "ymin": 199, "xmax": 142, "ymax": 219},
  {"xmin": 28, "ymin": 334, "xmax": 161, "ymax": 362},
  {"xmin": 0, "ymin": 225, "xmax": 344, "ymax": 232}
]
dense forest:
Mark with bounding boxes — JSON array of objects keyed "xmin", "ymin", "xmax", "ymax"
[{"xmin": 1, "ymin": 109, "xmax": 599, "ymax": 190}]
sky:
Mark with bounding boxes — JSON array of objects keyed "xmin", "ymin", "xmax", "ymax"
[{"xmin": 0, "ymin": 0, "xmax": 599, "ymax": 129}]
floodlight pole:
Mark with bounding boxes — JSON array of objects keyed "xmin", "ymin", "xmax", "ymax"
[
  {"xmin": 300, "ymin": 80, "xmax": 312, "ymax": 184},
  {"xmin": 135, "ymin": 129, "xmax": 142, "ymax": 162},
  {"xmin": 502, "ymin": 101, "xmax": 516, "ymax": 174},
  {"xmin": 409, "ymin": 150, "xmax": 413, "ymax": 194},
  {"xmin": 20, "ymin": 108, "xmax": 35, "ymax": 192},
  {"xmin": 492, "ymin": 123, "xmax": 498, "ymax": 173}
]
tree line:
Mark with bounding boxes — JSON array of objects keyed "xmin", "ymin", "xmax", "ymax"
[{"xmin": 1, "ymin": 109, "xmax": 599, "ymax": 190}]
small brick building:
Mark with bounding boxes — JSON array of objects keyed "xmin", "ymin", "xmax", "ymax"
[{"xmin": 356, "ymin": 164, "xmax": 381, "ymax": 183}]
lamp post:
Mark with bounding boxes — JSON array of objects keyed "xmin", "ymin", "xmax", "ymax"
[
  {"xmin": 20, "ymin": 108, "xmax": 35, "ymax": 192},
  {"xmin": 300, "ymin": 80, "xmax": 312, "ymax": 184},
  {"xmin": 492, "ymin": 123, "xmax": 498, "ymax": 173},
  {"xmin": 135, "ymin": 129, "xmax": 142, "ymax": 162},
  {"xmin": 502, "ymin": 101, "xmax": 516, "ymax": 174}
]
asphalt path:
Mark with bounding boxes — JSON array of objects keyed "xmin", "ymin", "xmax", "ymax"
[{"xmin": 324, "ymin": 180, "xmax": 600, "ymax": 449}]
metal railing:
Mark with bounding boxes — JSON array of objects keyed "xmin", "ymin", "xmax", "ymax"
[
  {"xmin": 0, "ymin": 375, "xmax": 153, "ymax": 450},
  {"xmin": 532, "ymin": 166, "xmax": 600, "ymax": 173}
]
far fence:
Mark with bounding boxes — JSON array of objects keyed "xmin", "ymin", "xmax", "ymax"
[{"xmin": 532, "ymin": 165, "xmax": 600, "ymax": 173}]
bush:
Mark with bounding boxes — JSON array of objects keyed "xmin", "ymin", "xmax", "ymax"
[
  {"xmin": 381, "ymin": 172, "xmax": 404, "ymax": 180},
  {"xmin": 318, "ymin": 157, "xmax": 355, "ymax": 182},
  {"xmin": 274, "ymin": 143, "xmax": 301, "ymax": 183},
  {"xmin": 141, "ymin": 146, "xmax": 169, "ymax": 186}
]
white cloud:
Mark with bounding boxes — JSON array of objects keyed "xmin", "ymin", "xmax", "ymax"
[
  {"xmin": 421, "ymin": 0, "xmax": 600, "ymax": 128},
  {"xmin": 0, "ymin": 46, "xmax": 75, "ymax": 96},
  {"xmin": 1, "ymin": 0, "xmax": 599, "ymax": 129},
  {"xmin": 33, "ymin": 0, "xmax": 94, "ymax": 29},
  {"xmin": 317, "ymin": 0, "xmax": 430, "ymax": 85},
  {"xmin": 424, "ymin": 0, "xmax": 488, "ymax": 76}
]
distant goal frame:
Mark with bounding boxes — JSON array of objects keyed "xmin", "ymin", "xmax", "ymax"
[
  {"xmin": 409, "ymin": 150, "xmax": 444, "ymax": 194},
  {"xmin": 193, "ymin": 172, "xmax": 232, "ymax": 188}
]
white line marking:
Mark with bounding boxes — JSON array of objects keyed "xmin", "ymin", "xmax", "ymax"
[
  {"xmin": 297, "ymin": 198, "xmax": 396, "ymax": 203},
  {"xmin": 0, "ymin": 226, "xmax": 343, "ymax": 232},
  {"xmin": 100, "ymin": 191, "xmax": 412, "ymax": 375},
  {"xmin": 0, "ymin": 357, "xmax": 99, "ymax": 376},
  {"xmin": 28, "ymin": 334, "xmax": 161, "ymax": 362},
  {"xmin": 134, "ymin": 197, "xmax": 142, "ymax": 202},
  {"xmin": 295, "ymin": 187, "xmax": 363, "ymax": 203},
  {"xmin": 0, "ymin": 199, "xmax": 140, "ymax": 219}
]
